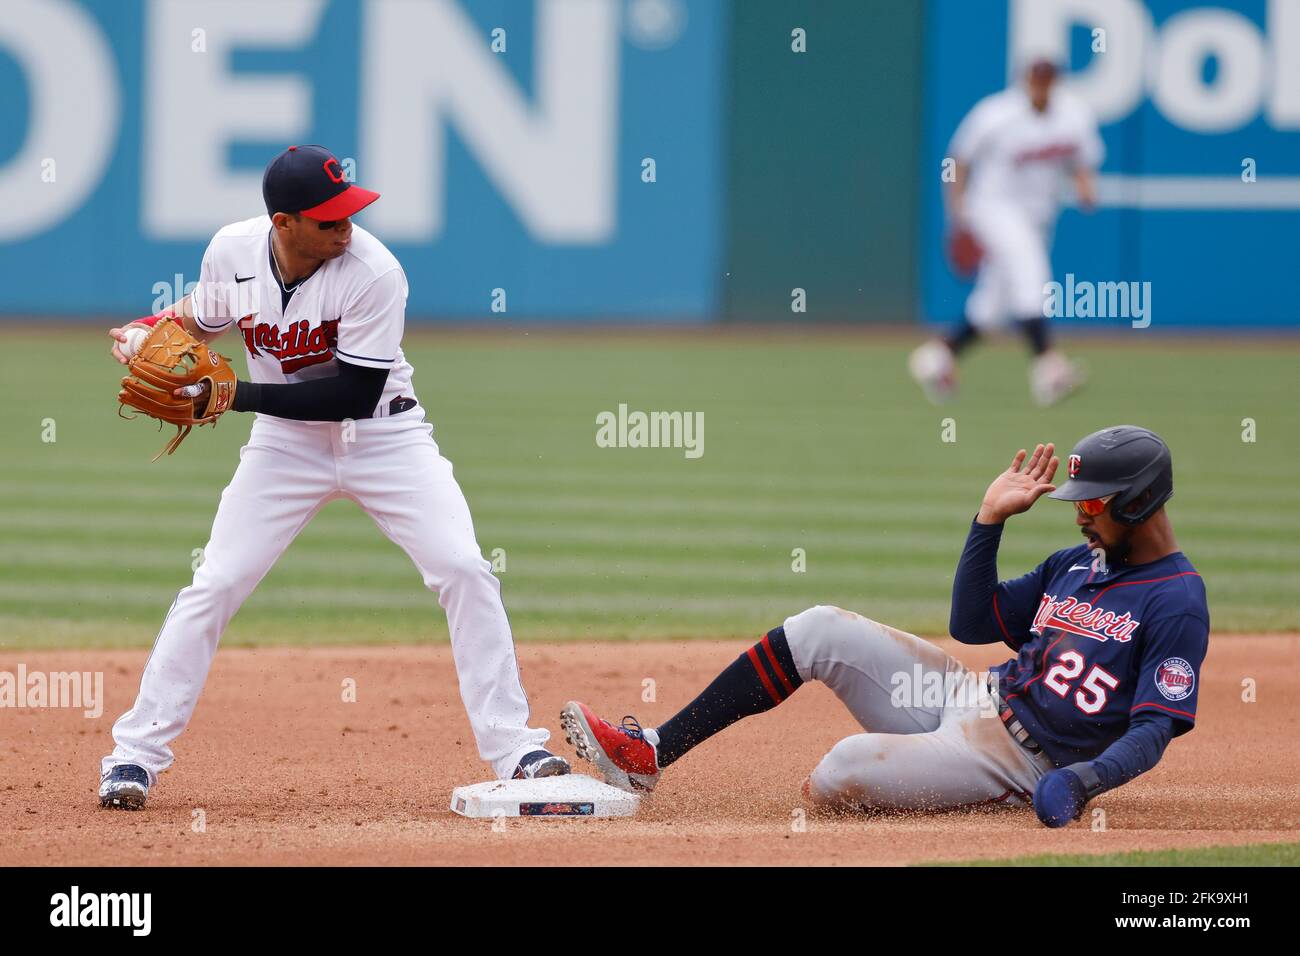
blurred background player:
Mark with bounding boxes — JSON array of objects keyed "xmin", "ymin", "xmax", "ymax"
[{"xmin": 910, "ymin": 58, "xmax": 1104, "ymax": 407}]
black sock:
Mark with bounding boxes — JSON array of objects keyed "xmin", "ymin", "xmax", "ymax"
[
  {"xmin": 654, "ymin": 627, "xmax": 803, "ymax": 768},
  {"xmin": 943, "ymin": 317, "xmax": 979, "ymax": 356},
  {"xmin": 1017, "ymin": 316, "xmax": 1050, "ymax": 356}
]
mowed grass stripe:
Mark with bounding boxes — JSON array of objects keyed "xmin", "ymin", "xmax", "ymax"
[
  {"xmin": 6, "ymin": 534, "xmax": 1300, "ymax": 581},
  {"xmin": 13, "ymin": 459, "xmax": 1300, "ymax": 500},
  {"xmin": 2, "ymin": 332, "xmax": 1296, "ymax": 647}
]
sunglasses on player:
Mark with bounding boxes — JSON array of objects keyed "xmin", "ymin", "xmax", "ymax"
[{"xmin": 1075, "ymin": 493, "xmax": 1115, "ymax": 517}]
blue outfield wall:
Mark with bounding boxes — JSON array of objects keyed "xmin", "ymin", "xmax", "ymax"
[
  {"xmin": 4, "ymin": 1, "xmax": 1296, "ymax": 328},
  {"xmin": 0, "ymin": 0, "xmax": 726, "ymax": 320},
  {"xmin": 923, "ymin": 0, "xmax": 1300, "ymax": 329}
]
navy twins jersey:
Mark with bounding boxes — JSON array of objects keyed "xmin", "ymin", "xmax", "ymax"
[{"xmin": 989, "ymin": 544, "xmax": 1209, "ymax": 767}]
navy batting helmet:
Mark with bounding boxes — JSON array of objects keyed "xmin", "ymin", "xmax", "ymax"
[{"xmin": 1049, "ymin": 425, "xmax": 1173, "ymax": 525}]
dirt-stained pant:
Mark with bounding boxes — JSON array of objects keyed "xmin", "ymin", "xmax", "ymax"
[{"xmin": 784, "ymin": 605, "xmax": 1053, "ymax": 810}]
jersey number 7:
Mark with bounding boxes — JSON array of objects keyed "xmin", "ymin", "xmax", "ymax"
[{"xmin": 1043, "ymin": 650, "xmax": 1120, "ymax": 715}]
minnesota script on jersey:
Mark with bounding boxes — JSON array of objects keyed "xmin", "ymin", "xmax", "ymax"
[{"xmin": 989, "ymin": 543, "xmax": 1209, "ymax": 766}]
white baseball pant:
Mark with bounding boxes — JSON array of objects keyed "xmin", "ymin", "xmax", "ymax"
[
  {"xmin": 102, "ymin": 411, "xmax": 550, "ymax": 784},
  {"xmin": 964, "ymin": 200, "xmax": 1055, "ymax": 331},
  {"xmin": 784, "ymin": 605, "xmax": 1052, "ymax": 810}
]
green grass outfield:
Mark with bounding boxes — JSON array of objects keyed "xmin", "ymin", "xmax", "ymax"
[
  {"xmin": 1, "ymin": 327, "xmax": 1296, "ymax": 649},
  {"xmin": 928, "ymin": 841, "xmax": 1300, "ymax": 866}
]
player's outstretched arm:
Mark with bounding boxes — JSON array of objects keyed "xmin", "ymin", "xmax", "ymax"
[
  {"xmin": 1034, "ymin": 712, "xmax": 1177, "ymax": 827},
  {"xmin": 976, "ymin": 443, "xmax": 1058, "ymax": 525}
]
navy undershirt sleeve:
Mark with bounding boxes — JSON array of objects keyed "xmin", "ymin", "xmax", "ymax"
[
  {"xmin": 1083, "ymin": 711, "xmax": 1176, "ymax": 794},
  {"xmin": 232, "ymin": 359, "xmax": 389, "ymax": 421},
  {"xmin": 949, "ymin": 518, "xmax": 1045, "ymax": 647}
]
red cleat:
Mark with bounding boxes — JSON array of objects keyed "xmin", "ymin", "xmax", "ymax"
[{"xmin": 560, "ymin": 701, "xmax": 660, "ymax": 793}]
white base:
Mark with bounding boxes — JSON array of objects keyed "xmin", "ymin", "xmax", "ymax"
[{"xmin": 450, "ymin": 774, "xmax": 640, "ymax": 818}]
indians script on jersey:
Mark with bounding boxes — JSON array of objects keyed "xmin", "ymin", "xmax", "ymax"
[{"xmin": 241, "ymin": 317, "xmax": 339, "ymax": 374}]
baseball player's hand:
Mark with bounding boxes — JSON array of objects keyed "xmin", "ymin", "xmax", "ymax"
[
  {"xmin": 173, "ymin": 381, "xmax": 211, "ymax": 404},
  {"xmin": 1033, "ymin": 763, "xmax": 1103, "ymax": 828},
  {"xmin": 1074, "ymin": 170, "xmax": 1098, "ymax": 212},
  {"xmin": 977, "ymin": 443, "xmax": 1059, "ymax": 524},
  {"xmin": 108, "ymin": 324, "xmax": 151, "ymax": 365}
]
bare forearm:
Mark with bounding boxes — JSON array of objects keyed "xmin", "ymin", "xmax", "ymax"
[
  {"xmin": 944, "ymin": 161, "xmax": 969, "ymax": 223},
  {"xmin": 1074, "ymin": 169, "xmax": 1097, "ymax": 211},
  {"xmin": 153, "ymin": 294, "xmax": 223, "ymax": 344}
]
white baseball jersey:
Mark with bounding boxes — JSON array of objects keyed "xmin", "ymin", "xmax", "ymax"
[
  {"xmin": 949, "ymin": 87, "xmax": 1104, "ymax": 226},
  {"xmin": 190, "ymin": 215, "xmax": 418, "ymax": 419}
]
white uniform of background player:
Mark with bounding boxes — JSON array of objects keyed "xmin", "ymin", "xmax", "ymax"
[
  {"xmin": 100, "ymin": 146, "xmax": 565, "ymax": 805},
  {"xmin": 910, "ymin": 60, "xmax": 1104, "ymax": 407}
]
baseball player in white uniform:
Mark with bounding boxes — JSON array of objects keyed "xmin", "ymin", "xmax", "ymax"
[
  {"xmin": 910, "ymin": 59, "xmax": 1104, "ymax": 407},
  {"xmin": 98, "ymin": 145, "xmax": 568, "ymax": 810}
]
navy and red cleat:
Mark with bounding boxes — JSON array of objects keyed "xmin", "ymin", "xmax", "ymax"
[{"xmin": 560, "ymin": 701, "xmax": 660, "ymax": 793}]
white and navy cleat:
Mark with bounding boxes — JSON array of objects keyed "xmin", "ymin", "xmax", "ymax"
[
  {"xmin": 512, "ymin": 749, "xmax": 571, "ymax": 780},
  {"xmin": 99, "ymin": 763, "xmax": 150, "ymax": 810}
]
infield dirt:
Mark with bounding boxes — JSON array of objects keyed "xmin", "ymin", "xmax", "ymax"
[{"xmin": 2, "ymin": 635, "xmax": 1295, "ymax": 866}]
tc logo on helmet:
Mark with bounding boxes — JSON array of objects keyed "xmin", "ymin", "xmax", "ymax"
[{"xmin": 1068, "ymin": 454, "xmax": 1082, "ymax": 478}]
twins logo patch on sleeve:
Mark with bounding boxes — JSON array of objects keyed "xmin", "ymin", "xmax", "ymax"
[{"xmin": 1156, "ymin": 657, "xmax": 1196, "ymax": 702}]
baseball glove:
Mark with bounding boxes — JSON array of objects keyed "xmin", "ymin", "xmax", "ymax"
[
  {"xmin": 117, "ymin": 318, "xmax": 238, "ymax": 460},
  {"xmin": 946, "ymin": 227, "xmax": 983, "ymax": 278}
]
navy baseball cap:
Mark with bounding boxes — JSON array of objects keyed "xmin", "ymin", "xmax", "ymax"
[{"xmin": 262, "ymin": 145, "xmax": 380, "ymax": 220}]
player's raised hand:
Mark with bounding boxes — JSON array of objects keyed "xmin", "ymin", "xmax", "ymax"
[{"xmin": 977, "ymin": 443, "xmax": 1059, "ymax": 524}]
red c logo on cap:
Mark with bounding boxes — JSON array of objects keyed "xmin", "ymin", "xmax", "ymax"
[{"xmin": 323, "ymin": 158, "xmax": 346, "ymax": 184}]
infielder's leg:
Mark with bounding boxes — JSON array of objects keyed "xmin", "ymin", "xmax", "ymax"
[
  {"xmin": 965, "ymin": 204, "xmax": 1081, "ymax": 404},
  {"xmin": 343, "ymin": 420, "xmax": 549, "ymax": 780},
  {"xmin": 103, "ymin": 422, "xmax": 338, "ymax": 782},
  {"xmin": 964, "ymin": 201, "xmax": 1051, "ymax": 331}
]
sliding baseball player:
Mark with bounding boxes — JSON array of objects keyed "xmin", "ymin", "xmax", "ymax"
[{"xmin": 563, "ymin": 428, "xmax": 1208, "ymax": 827}]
